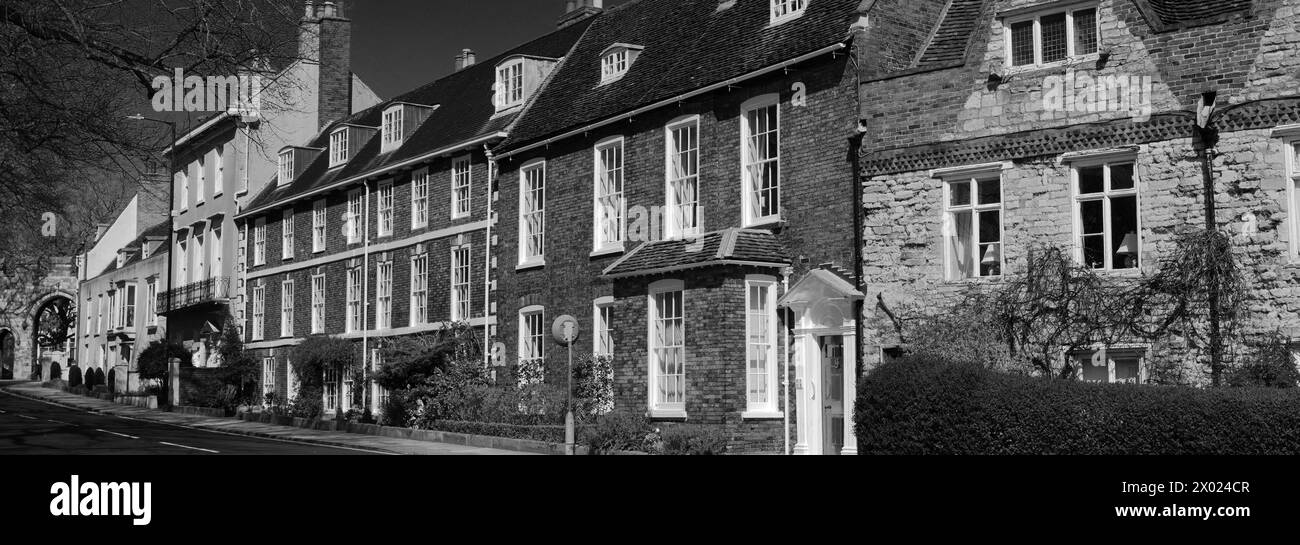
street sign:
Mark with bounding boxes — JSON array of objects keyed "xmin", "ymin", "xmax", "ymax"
[{"xmin": 552, "ymin": 315, "xmax": 580, "ymax": 345}]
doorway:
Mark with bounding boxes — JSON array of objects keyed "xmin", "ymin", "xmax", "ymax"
[{"xmin": 819, "ymin": 335, "xmax": 844, "ymax": 455}]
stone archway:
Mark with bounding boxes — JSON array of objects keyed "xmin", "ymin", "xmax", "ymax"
[
  {"xmin": 28, "ymin": 291, "xmax": 76, "ymax": 381},
  {"xmin": 0, "ymin": 329, "xmax": 14, "ymax": 380}
]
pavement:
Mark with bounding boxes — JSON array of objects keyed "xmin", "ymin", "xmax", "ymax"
[{"xmin": 0, "ymin": 381, "xmax": 531, "ymax": 455}]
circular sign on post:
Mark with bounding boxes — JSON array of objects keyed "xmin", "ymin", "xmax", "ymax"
[{"xmin": 552, "ymin": 315, "xmax": 580, "ymax": 346}]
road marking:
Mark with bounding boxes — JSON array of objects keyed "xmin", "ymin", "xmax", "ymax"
[
  {"xmin": 159, "ymin": 441, "xmax": 219, "ymax": 454},
  {"xmin": 46, "ymin": 419, "xmax": 73, "ymax": 425},
  {"xmin": 17, "ymin": 414, "xmax": 37, "ymax": 420},
  {"xmin": 96, "ymin": 429, "xmax": 139, "ymax": 439}
]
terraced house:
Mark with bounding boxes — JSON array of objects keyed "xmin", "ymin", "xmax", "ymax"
[
  {"xmin": 492, "ymin": 0, "xmax": 905, "ymax": 455},
  {"xmin": 234, "ymin": 11, "xmax": 595, "ymax": 413},
  {"xmin": 857, "ymin": 0, "xmax": 1300, "ymax": 385}
]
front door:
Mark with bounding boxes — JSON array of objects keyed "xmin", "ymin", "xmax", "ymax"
[{"xmin": 819, "ymin": 335, "xmax": 844, "ymax": 455}]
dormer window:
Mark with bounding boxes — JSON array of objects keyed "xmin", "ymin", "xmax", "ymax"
[
  {"xmin": 382, "ymin": 106, "xmax": 404, "ymax": 153},
  {"xmin": 278, "ymin": 150, "xmax": 295, "ymax": 183},
  {"xmin": 496, "ymin": 58, "xmax": 525, "ymax": 111},
  {"xmin": 1004, "ymin": 5, "xmax": 1098, "ymax": 68},
  {"xmin": 330, "ymin": 127, "xmax": 349, "ymax": 167},
  {"xmin": 599, "ymin": 44, "xmax": 643, "ymax": 84},
  {"xmin": 770, "ymin": 0, "xmax": 807, "ymax": 25}
]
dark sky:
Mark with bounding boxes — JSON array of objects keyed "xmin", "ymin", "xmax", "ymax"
[{"xmin": 351, "ymin": 0, "xmax": 635, "ymax": 99}]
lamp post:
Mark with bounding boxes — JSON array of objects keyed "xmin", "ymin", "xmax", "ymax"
[
  {"xmin": 552, "ymin": 315, "xmax": 580, "ymax": 455},
  {"xmin": 126, "ymin": 113, "xmax": 176, "ymax": 403}
]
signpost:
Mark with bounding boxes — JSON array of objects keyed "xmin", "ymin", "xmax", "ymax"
[{"xmin": 552, "ymin": 315, "xmax": 580, "ymax": 455}]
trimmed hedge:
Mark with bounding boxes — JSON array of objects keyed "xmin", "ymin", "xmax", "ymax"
[
  {"xmin": 424, "ymin": 420, "xmax": 572, "ymax": 443},
  {"xmin": 857, "ymin": 358, "xmax": 1300, "ymax": 455}
]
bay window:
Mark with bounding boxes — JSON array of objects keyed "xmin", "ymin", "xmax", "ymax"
[
  {"xmin": 745, "ymin": 276, "xmax": 778, "ymax": 416},
  {"xmin": 648, "ymin": 279, "xmax": 685, "ymax": 415}
]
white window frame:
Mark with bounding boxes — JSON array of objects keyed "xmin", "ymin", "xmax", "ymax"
[
  {"xmin": 450, "ymin": 245, "xmax": 472, "ymax": 322},
  {"xmin": 253, "ymin": 217, "xmax": 266, "ymax": 266},
  {"xmin": 377, "ymin": 180, "xmax": 394, "ymax": 237},
  {"xmin": 329, "ymin": 127, "xmax": 349, "ymax": 167},
  {"xmin": 518, "ymin": 305, "xmax": 545, "ymax": 385},
  {"xmin": 381, "ymin": 106, "xmax": 404, "ymax": 153},
  {"xmin": 178, "ymin": 170, "xmax": 189, "ymax": 212},
  {"xmin": 518, "ymin": 160, "xmax": 546, "ymax": 268},
  {"xmin": 120, "ymin": 283, "xmax": 137, "ymax": 329},
  {"xmin": 593, "ymin": 296, "xmax": 614, "ymax": 358},
  {"xmin": 263, "ymin": 357, "xmax": 276, "ymax": 396},
  {"xmin": 251, "ymin": 283, "xmax": 265, "ymax": 341},
  {"xmin": 312, "ymin": 199, "xmax": 327, "ymax": 253},
  {"xmin": 213, "ymin": 146, "xmax": 224, "ymax": 197},
  {"xmin": 96, "ymin": 294, "xmax": 104, "ymax": 335},
  {"xmin": 346, "ymin": 265, "xmax": 363, "ymax": 333},
  {"xmin": 1073, "ymin": 347, "xmax": 1147, "ymax": 384},
  {"xmin": 496, "ymin": 58, "xmax": 525, "ymax": 111},
  {"xmin": 280, "ymin": 278, "xmax": 294, "ymax": 338},
  {"xmin": 1284, "ymin": 137, "xmax": 1300, "ymax": 261},
  {"xmin": 376, "ymin": 260, "xmax": 393, "ymax": 330},
  {"xmin": 278, "ymin": 149, "xmax": 294, "ymax": 184},
  {"xmin": 593, "ymin": 136, "xmax": 626, "ymax": 254},
  {"xmin": 145, "ymin": 279, "xmax": 157, "ymax": 326},
  {"xmin": 196, "ymin": 156, "xmax": 206, "ymax": 205},
  {"xmin": 744, "ymin": 275, "xmax": 780, "ymax": 417},
  {"xmin": 939, "ymin": 169, "xmax": 1005, "ymax": 280},
  {"xmin": 770, "ymin": 0, "xmax": 807, "ymax": 25},
  {"xmin": 665, "ymin": 116, "xmax": 701, "ymax": 239},
  {"xmin": 1004, "ymin": 4, "xmax": 1100, "ymax": 69},
  {"xmin": 1070, "ymin": 157, "xmax": 1140, "ymax": 271},
  {"xmin": 601, "ymin": 49, "xmax": 629, "ymax": 83},
  {"xmin": 452, "ymin": 156, "xmax": 472, "ymax": 219},
  {"xmin": 281, "ymin": 208, "xmax": 295, "ymax": 260},
  {"xmin": 411, "ymin": 167, "xmax": 429, "ymax": 229},
  {"xmin": 346, "ymin": 188, "xmax": 363, "ymax": 244},
  {"xmin": 741, "ymin": 95, "xmax": 782, "ymax": 226},
  {"xmin": 410, "ymin": 253, "xmax": 428, "ymax": 325},
  {"xmin": 311, "ymin": 273, "xmax": 326, "ymax": 334},
  {"xmin": 323, "ymin": 365, "xmax": 338, "ymax": 413},
  {"xmin": 648, "ymin": 279, "xmax": 686, "ymax": 418}
]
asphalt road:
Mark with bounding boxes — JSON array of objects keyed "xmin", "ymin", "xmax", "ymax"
[{"xmin": 0, "ymin": 390, "xmax": 382, "ymax": 455}]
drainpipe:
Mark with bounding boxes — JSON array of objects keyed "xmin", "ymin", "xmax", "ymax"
[
  {"xmin": 362, "ymin": 180, "xmax": 371, "ymax": 413},
  {"xmin": 483, "ymin": 143, "xmax": 496, "ymax": 369},
  {"xmin": 1194, "ymin": 91, "xmax": 1222, "ymax": 386},
  {"xmin": 782, "ymin": 266, "xmax": 792, "ymax": 456}
]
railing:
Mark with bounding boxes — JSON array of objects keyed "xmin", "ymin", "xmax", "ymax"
[{"xmin": 157, "ymin": 276, "xmax": 232, "ymax": 314}]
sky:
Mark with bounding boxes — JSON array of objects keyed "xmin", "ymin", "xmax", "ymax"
[{"xmin": 350, "ymin": 0, "xmax": 635, "ymax": 99}]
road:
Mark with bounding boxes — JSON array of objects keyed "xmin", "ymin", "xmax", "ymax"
[{"xmin": 0, "ymin": 389, "xmax": 384, "ymax": 455}]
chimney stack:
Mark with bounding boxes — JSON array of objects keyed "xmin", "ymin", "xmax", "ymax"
[
  {"xmin": 298, "ymin": 0, "xmax": 354, "ymax": 132},
  {"xmin": 559, "ymin": 0, "xmax": 603, "ymax": 28},
  {"xmin": 455, "ymin": 49, "xmax": 477, "ymax": 71}
]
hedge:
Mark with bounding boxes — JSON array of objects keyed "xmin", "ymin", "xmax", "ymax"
[
  {"xmin": 856, "ymin": 358, "xmax": 1300, "ymax": 455},
  {"xmin": 424, "ymin": 420, "xmax": 571, "ymax": 443}
]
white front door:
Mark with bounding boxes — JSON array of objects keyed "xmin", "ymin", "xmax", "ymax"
[{"xmin": 819, "ymin": 335, "xmax": 845, "ymax": 455}]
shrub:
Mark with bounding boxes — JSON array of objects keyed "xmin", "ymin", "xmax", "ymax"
[
  {"xmin": 580, "ymin": 412, "xmax": 654, "ymax": 454},
  {"xmin": 138, "ymin": 340, "xmax": 188, "ymax": 381},
  {"xmin": 379, "ymin": 394, "xmax": 412, "ymax": 427},
  {"xmin": 423, "ymin": 420, "xmax": 568, "ymax": 443},
  {"xmin": 106, "ymin": 369, "xmax": 116, "ymax": 392},
  {"xmin": 70, "ymin": 385, "xmax": 88, "ymax": 396},
  {"xmin": 857, "ymin": 357, "xmax": 1300, "ymax": 455},
  {"xmin": 68, "ymin": 365, "xmax": 82, "ymax": 387},
  {"xmin": 657, "ymin": 425, "xmax": 728, "ymax": 455},
  {"xmin": 48, "ymin": 361, "xmax": 61, "ymax": 380},
  {"xmin": 1228, "ymin": 333, "xmax": 1300, "ymax": 389}
]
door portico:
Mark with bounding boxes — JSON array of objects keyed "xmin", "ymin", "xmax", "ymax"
[{"xmin": 779, "ymin": 269, "xmax": 863, "ymax": 455}]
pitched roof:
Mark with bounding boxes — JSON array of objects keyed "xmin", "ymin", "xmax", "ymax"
[
  {"xmin": 499, "ymin": 0, "xmax": 864, "ymax": 153},
  {"xmin": 95, "ymin": 219, "xmax": 171, "ymax": 277},
  {"xmin": 915, "ymin": 0, "xmax": 990, "ymax": 69},
  {"xmin": 240, "ymin": 17, "xmax": 596, "ymax": 216},
  {"xmin": 602, "ymin": 228, "xmax": 790, "ymax": 278},
  {"xmin": 1134, "ymin": 0, "xmax": 1254, "ymax": 31}
]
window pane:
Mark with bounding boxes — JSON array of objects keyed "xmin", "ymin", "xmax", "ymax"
[
  {"xmin": 978, "ymin": 211, "xmax": 1001, "ymax": 277},
  {"xmin": 1073, "ymin": 8, "xmax": 1098, "ymax": 55},
  {"xmin": 976, "ymin": 177, "xmax": 1000, "ymax": 205},
  {"xmin": 1080, "ymin": 199, "xmax": 1104, "ymax": 234},
  {"xmin": 1078, "ymin": 166, "xmax": 1104, "ymax": 194},
  {"xmin": 949, "ymin": 181, "xmax": 971, "ymax": 206},
  {"xmin": 1114, "ymin": 357, "xmax": 1140, "ymax": 383},
  {"xmin": 1110, "ymin": 196, "xmax": 1139, "ymax": 269},
  {"xmin": 1110, "ymin": 163, "xmax": 1135, "ymax": 191},
  {"xmin": 1041, "ymin": 13, "xmax": 1067, "ymax": 63},
  {"xmin": 1010, "ymin": 21, "xmax": 1035, "ymax": 66},
  {"xmin": 949, "ymin": 210, "xmax": 973, "ymax": 278}
]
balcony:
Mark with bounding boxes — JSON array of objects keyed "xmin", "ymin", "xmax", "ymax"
[{"xmin": 157, "ymin": 277, "xmax": 232, "ymax": 315}]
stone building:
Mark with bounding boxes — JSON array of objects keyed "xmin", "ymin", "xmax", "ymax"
[
  {"xmin": 492, "ymin": 0, "xmax": 890, "ymax": 454},
  {"xmin": 233, "ymin": 7, "xmax": 595, "ymax": 413},
  {"xmin": 856, "ymin": 0, "xmax": 1300, "ymax": 385}
]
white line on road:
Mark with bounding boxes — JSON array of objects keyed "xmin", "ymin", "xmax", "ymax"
[
  {"xmin": 159, "ymin": 441, "xmax": 219, "ymax": 454},
  {"xmin": 46, "ymin": 419, "xmax": 73, "ymax": 425},
  {"xmin": 96, "ymin": 429, "xmax": 139, "ymax": 439},
  {"xmin": 17, "ymin": 414, "xmax": 37, "ymax": 420}
]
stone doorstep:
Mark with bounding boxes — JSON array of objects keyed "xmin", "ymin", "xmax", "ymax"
[{"xmin": 234, "ymin": 411, "xmax": 584, "ymax": 455}]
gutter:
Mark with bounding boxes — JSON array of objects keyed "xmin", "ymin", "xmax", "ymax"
[
  {"xmin": 496, "ymin": 42, "xmax": 849, "ymax": 160},
  {"xmin": 602, "ymin": 259, "xmax": 790, "ymax": 280},
  {"xmin": 236, "ymin": 132, "xmax": 508, "ymax": 220}
]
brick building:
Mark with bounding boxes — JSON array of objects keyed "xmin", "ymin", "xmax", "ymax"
[
  {"xmin": 857, "ymin": 0, "xmax": 1300, "ymax": 385},
  {"xmin": 233, "ymin": 10, "xmax": 594, "ymax": 414},
  {"xmin": 160, "ymin": 1, "xmax": 380, "ymax": 369},
  {"xmin": 492, "ymin": 0, "xmax": 883, "ymax": 454}
]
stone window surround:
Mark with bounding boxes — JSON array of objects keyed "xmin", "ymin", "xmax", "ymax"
[{"xmin": 999, "ymin": 0, "xmax": 1101, "ymax": 73}]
